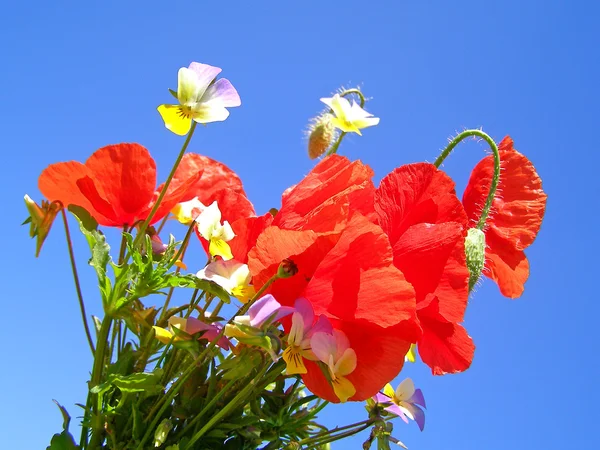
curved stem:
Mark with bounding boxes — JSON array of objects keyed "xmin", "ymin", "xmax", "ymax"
[
  {"xmin": 326, "ymin": 131, "xmax": 346, "ymax": 156},
  {"xmin": 131, "ymin": 121, "xmax": 197, "ymax": 251},
  {"xmin": 434, "ymin": 129, "xmax": 501, "ymax": 230},
  {"xmin": 297, "ymin": 419, "xmax": 372, "ymax": 447},
  {"xmin": 61, "ymin": 209, "xmax": 95, "ymax": 354},
  {"xmin": 340, "ymin": 88, "xmax": 365, "ymax": 107}
]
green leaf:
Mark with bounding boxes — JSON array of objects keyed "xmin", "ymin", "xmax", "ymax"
[
  {"xmin": 194, "ymin": 279, "xmax": 231, "ymax": 304},
  {"xmin": 110, "ymin": 371, "xmax": 163, "ymax": 393},
  {"xmin": 168, "ymin": 88, "xmax": 178, "ymax": 99},
  {"xmin": 46, "ymin": 431, "xmax": 79, "ymax": 450},
  {"xmin": 52, "ymin": 400, "xmax": 71, "ymax": 430},
  {"xmin": 68, "ymin": 205, "xmax": 98, "ymax": 232}
]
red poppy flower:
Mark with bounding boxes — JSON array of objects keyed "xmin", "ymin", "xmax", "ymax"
[
  {"xmin": 375, "ymin": 163, "xmax": 475, "ymax": 375},
  {"xmin": 38, "ymin": 143, "xmax": 203, "ymax": 227},
  {"xmin": 249, "ymin": 203, "xmax": 420, "ymax": 401},
  {"xmin": 462, "ymin": 136, "xmax": 547, "ymax": 298}
]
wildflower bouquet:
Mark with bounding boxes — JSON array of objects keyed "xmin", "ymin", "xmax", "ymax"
[{"xmin": 25, "ymin": 62, "xmax": 547, "ymax": 450}]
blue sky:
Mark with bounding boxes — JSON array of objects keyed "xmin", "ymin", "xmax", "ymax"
[{"xmin": 2, "ymin": 1, "xmax": 598, "ymax": 448}]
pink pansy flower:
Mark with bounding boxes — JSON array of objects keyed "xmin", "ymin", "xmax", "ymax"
[
  {"xmin": 282, "ymin": 298, "xmax": 333, "ymax": 376},
  {"xmin": 374, "ymin": 378, "xmax": 426, "ymax": 431},
  {"xmin": 310, "ymin": 329, "xmax": 357, "ymax": 403},
  {"xmin": 196, "ymin": 259, "xmax": 255, "ymax": 303},
  {"xmin": 153, "ymin": 316, "xmax": 230, "ymax": 351}
]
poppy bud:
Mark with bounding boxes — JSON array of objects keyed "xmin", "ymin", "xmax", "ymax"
[
  {"xmin": 465, "ymin": 228, "xmax": 486, "ymax": 290},
  {"xmin": 277, "ymin": 258, "xmax": 298, "ymax": 279},
  {"xmin": 307, "ymin": 114, "xmax": 336, "ymax": 159}
]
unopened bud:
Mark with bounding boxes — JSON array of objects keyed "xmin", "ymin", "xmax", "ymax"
[
  {"xmin": 23, "ymin": 195, "xmax": 62, "ymax": 257},
  {"xmin": 153, "ymin": 418, "xmax": 173, "ymax": 447},
  {"xmin": 307, "ymin": 114, "xmax": 336, "ymax": 159},
  {"xmin": 465, "ymin": 228, "xmax": 486, "ymax": 291},
  {"xmin": 277, "ymin": 258, "xmax": 298, "ymax": 279}
]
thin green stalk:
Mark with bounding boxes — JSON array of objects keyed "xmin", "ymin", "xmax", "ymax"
[
  {"xmin": 156, "ymin": 213, "xmax": 170, "ymax": 234},
  {"xmin": 137, "ymin": 271, "xmax": 283, "ymax": 449},
  {"xmin": 61, "ymin": 209, "xmax": 95, "ymax": 354},
  {"xmin": 326, "ymin": 131, "xmax": 346, "ymax": 156},
  {"xmin": 184, "ymin": 364, "xmax": 271, "ymax": 448},
  {"xmin": 117, "ymin": 225, "xmax": 128, "ymax": 264},
  {"xmin": 178, "ymin": 375, "xmax": 239, "ymax": 438},
  {"xmin": 433, "ymin": 129, "xmax": 501, "ymax": 230},
  {"xmin": 87, "ymin": 315, "xmax": 113, "ymax": 449},
  {"xmin": 298, "ymin": 419, "xmax": 371, "ymax": 446},
  {"xmin": 131, "ymin": 121, "xmax": 197, "ymax": 252}
]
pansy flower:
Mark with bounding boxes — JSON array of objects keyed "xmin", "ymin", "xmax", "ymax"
[
  {"xmin": 196, "ymin": 259, "xmax": 255, "ymax": 303},
  {"xmin": 158, "ymin": 62, "xmax": 241, "ymax": 135},
  {"xmin": 38, "ymin": 144, "xmax": 203, "ymax": 228},
  {"xmin": 462, "ymin": 136, "xmax": 547, "ymax": 298},
  {"xmin": 153, "ymin": 316, "xmax": 230, "ymax": 350},
  {"xmin": 234, "ymin": 294, "xmax": 295, "ymax": 329},
  {"xmin": 311, "ymin": 330, "xmax": 357, "ymax": 403},
  {"xmin": 374, "ymin": 378, "xmax": 426, "ymax": 431},
  {"xmin": 195, "ymin": 201, "xmax": 235, "ymax": 260},
  {"xmin": 23, "ymin": 195, "xmax": 61, "ymax": 257},
  {"xmin": 282, "ymin": 298, "xmax": 332, "ymax": 375},
  {"xmin": 374, "ymin": 163, "xmax": 475, "ymax": 375},
  {"xmin": 320, "ymin": 94, "xmax": 379, "ymax": 135}
]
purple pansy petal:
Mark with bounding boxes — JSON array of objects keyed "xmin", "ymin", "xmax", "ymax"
[
  {"xmin": 188, "ymin": 62, "xmax": 222, "ymax": 96},
  {"xmin": 408, "ymin": 405, "xmax": 426, "ymax": 431},
  {"xmin": 185, "ymin": 317, "xmax": 230, "ymax": 350},
  {"xmin": 202, "ymin": 78, "xmax": 241, "ymax": 107},
  {"xmin": 248, "ymin": 294, "xmax": 293, "ymax": 328},
  {"xmin": 308, "ymin": 314, "xmax": 333, "ymax": 338},
  {"xmin": 410, "ymin": 388, "xmax": 426, "ymax": 409},
  {"xmin": 385, "ymin": 404, "xmax": 409, "ymax": 423},
  {"xmin": 294, "ymin": 297, "xmax": 315, "ymax": 333},
  {"xmin": 374, "ymin": 392, "xmax": 392, "ymax": 404}
]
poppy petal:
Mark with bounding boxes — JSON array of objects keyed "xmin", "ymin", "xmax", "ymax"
[
  {"xmin": 417, "ymin": 296, "xmax": 475, "ymax": 375},
  {"xmin": 304, "ymin": 214, "xmax": 418, "ymax": 328},
  {"xmin": 38, "ymin": 161, "xmax": 112, "ymax": 224},
  {"xmin": 375, "ymin": 163, "xmax": 467, "ymax": 247},
  {"xmin": 83, "ymin": 143, "xmax": 157, "ymax": 226},
  {"xmin": 274, "ymin": 154, "xmax": 376, "ymax": 232},
  {"xmin": 229, "ymin": 213, "xmax": 274, "ymax": 264},
  {"xmin": 392, "ymin": 222, "xmax": 468, "ymax": 323},
  {"xmin": 462, "ymin": 136, "xmax": 547, "ymax": 297},
  {"xmin": 484, "ymin": 231, "xmax": 530, "ymax": 298}
]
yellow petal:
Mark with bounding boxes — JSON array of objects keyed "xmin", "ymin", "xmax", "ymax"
[
  {"xmin": 209, "ymin": 238, "xmax": 234, "ymax": 260},
  {"xmin": 335, "ymin": 348, "xmax": 357, "ymax": 376},
  {"xmin": 331, "ymin": 117, "xmax": 362, "ymax": 135},
  {"xmin": 152, "ymin": 326, "xmax": 174, "ymax": 344},
  {"xmin": 231, "ymin": 285, "xmax": 256, "ymax": 304},
  {"xmin": 157, "ymin": 104, "xmax": 192, "ymax": 136},
  {"xmin": 283, "ymin": 346, "xmax": 307, "ymax": 375},
  {"xmin": 174, "ymin": 259, "xmax": 187, "ymax": 270},
  {"xmin": 332, "ymin": 376, "xmax": 356, "ymax": 403},
  {"xmin": 405, "ymin": 343, "xmax": 417, "ymax": 363},
  {"xmin": 383, "ymin": 383, "xmax": 395, "ymax": 399}
]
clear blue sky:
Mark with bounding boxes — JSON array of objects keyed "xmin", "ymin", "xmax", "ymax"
[{"xmin": 2, "ymin": 1, "xmax": 598, "ymax": 448}]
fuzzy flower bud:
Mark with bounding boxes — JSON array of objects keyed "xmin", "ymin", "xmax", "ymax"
[
  {"xmin": 307, "ymin": 114, "xmax": 336, "ymax": 159},
  {"xmin": 153, "ymin": 418, "xmax": 173, "ymax": 447},
  {"xmin": 465, "ymin": 228, "xmax": 486, "ymax": 290},
  {"xmin": 278, "ymin": 258, "xmax": 298, "ymax": 279}
]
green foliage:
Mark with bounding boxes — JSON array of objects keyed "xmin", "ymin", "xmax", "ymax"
[{"xmin": 47, "ymin": 401, "xmax": 79, "ymax": 450}]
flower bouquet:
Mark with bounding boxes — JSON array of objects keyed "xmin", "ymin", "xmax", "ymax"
[{"xmin": 25, "ymin": 62, "xmax": 547, "ymax": 449}]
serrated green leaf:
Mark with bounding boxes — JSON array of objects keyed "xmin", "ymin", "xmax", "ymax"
[{"xmin": 109, "ymin": 370, "xmax": 164, "ymax": 394}]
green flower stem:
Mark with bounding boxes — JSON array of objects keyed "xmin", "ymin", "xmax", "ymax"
[
  {"xmin": 117, "ymin": 225, "xmax": 128, "ymax": 265},
  {"xmin": 137, "ymin": 272, "xmax": 283, "ymax": 449},
  {"xmin": 178, "ymin": 375, "xmax": 239, "ymax": 438},
  {"xmin": 340, "ymin": 88, "xmax": 366, "ymax": 107},
  {"xmin": 305, "ymin": 422, "xmax": 372, "ymax": 449},
  {"xmin": 433, "ymin": 129, "xmax": 501, "ymax": 230},
  {"xmin": 326, "ymin": 131, "xmax": 347, "ymax": 156},
  {"xmin": 87, "ymin": 314, "xmax": 114, "ymax": 449},
  {"xmin": 296, "ymin": 419, "xmax": 372, "ymax": 446},
  {"xmin": 60, "ymin": 209, "xmax": 95, "ymax": 354},
  {"xmin": 155, "ymin": 213, "xmax": 170, "ymax": 235},
  {"xmin": 131, "ymin": 121, "xmax": 197, "ymax": 252},
  {"xmin": 183, "ymin": 363, "xmax": 272, "ymax": 449}
]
